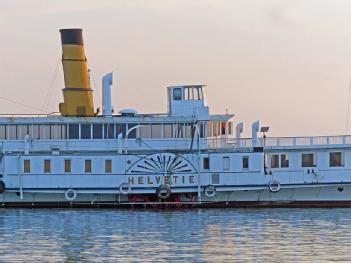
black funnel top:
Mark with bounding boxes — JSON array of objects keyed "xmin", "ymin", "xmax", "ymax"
[{"xmin": 60, "ymin": 28, "xmax": 84, "ymax": 45}]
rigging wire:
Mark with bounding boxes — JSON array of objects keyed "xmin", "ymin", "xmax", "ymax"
[
  {"xmin": 89, "ymin": 69, "xmax": 102, "ymax": 104},
  {"xmin": 0, "ymin": 96, "xmax": 45, "ymax": 112},
  {"xmin": 346, "ymin": 76, "xmax": 351, "ymax": 134},
  {"xmin": 41, "ymin": 58, "xmax": 61, "ymax": 113}
]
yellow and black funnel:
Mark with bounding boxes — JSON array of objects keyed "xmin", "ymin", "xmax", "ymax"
[{"xmin": 59, "ymin": 28, "xmax": 95, "ymax": 116}]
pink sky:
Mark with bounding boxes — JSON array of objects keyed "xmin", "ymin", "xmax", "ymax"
[{"xmin": 1, "ymin": 0, "xmax": 351, "ymax": 137}]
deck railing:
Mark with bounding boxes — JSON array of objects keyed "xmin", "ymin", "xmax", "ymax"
[{"xmin": 207, "ymin": 135, "xmax": 351, "ymax": 149}]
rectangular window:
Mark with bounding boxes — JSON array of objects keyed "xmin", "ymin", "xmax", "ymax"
[
  {"xmin": 103, "ymin": 124, "xmax": 114, "ymax": 139},
  {"xmin": 105, "ymin": 160, "xmax": 112, "ymax": 173},
  {"xmin": 271, "ymin": 155, "xmax": 279, "ymax": 168},
  {"xmin": 0, "ymin": 125, "xmax": 5, "ymax": 140},
  {"xmin": 68, "ymin": 124, "xmax": 79, "ymax": 139},
  {"xmin": 44, "ymin": 160, "xmax": 51, "ymax": 173},
  {"xmin": 93, "ymin": 124, "xmax": 103, "ymax": 139},
  {"xmin": 173, "ymin": 88, "xmax": 182, "ymax": 100},
  {"xmin": 24, "ymin": 160, "xmax": 30, "ymax": 173},
  {"xmin": 302, "ymin": 153, "xmax": 316, "ymax": 167},
  {"xmin": 281, "ymin": 154, "xmax": 289, "ymax": 168},
  {"xmin": 85, "ymin": 160, "xmax": 92, "ymax": 173},
  {"xmin": 127, "ymin": 123, "xmax": 137, "ymax": 138},
  {"xmin": 228, "ymin": 122, "xmax": 233, "ymax": 135},
  {"xmin": 223, "ymin": 156, "xmax": 230, "ymax": 170},
  {"xmin": 8, "ymin": 125, "xmax": 16, "ymax": 140},
  {"xmin": 163, "ymin": 124, "xmax": 173, "ymax": 138},
  {"xmin": 221, "ymin": 122, "xmax": 226, "ymax": 135},
  {"xmin": 39, "ymin": 125, "xmax": 50, "ymax": 139},
  {"xmin": 212, "ymin": 173, "xmax": 220, "ymax": 184},
  {"xmin": 243, "ymin": 156, "xmax": 249, "ymax": 169},
  {"xmin": 29, "ymin": 125, "xmax": 40, "ymax": 140},
  {"xmin": 64, "ymin": 159, "xmax": 71, "ymax": 173},
  {"xmin": 50, "ymin": 125, "xmax": 60, "ymax": 139},
  {"xmin": 116, "ymin": 124, "xmax": 126, "ymax": 138},
  {"xmin": 81, "ymin": 124, "xmax": 91, "ymax": 139},
  {"xmin": 203, "ymin": 157, "xmax": 210, "ymax": 170},
  {"xmin": 184, "ymin": 124, "xmax": 193, "ymax": 138},
  {"xmin": 330, "ymin": 152, "xmax": 344, "ymax": 167},
  {"xmin": 17, "ymin": 125, "xmax": 28, "ymax": 140},
  {"xmin": 151, "ymin": 124, "xmax": 162, "ymax": 138},
  {"xmin": 174, "ymin": 123, "xmax": 184, "ymax": 138},
  {"xmin": 140, "ymin": 124, "xmax": 151, "ymax": 139}
]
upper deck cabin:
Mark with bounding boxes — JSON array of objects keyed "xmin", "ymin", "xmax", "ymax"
[{"xmin": 0, "ymin": 85, "xmax": 235, "ymax": 153}]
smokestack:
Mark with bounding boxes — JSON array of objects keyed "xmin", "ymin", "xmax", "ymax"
[
  {"xmin": 59, "ymin": 28, "xmax": 95, "ymax": 116},
  {"xmin": 102, "ymin": 72, "xmax": 113, "ymax": 117}
]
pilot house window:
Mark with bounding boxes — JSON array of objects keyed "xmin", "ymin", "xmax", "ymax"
[{"xmin": 173, "ymin": 88, "xmax": 182, "ymax": 100}]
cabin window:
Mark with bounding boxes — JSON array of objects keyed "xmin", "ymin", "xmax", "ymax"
[
  {"xmin": 93, "ymin": 124, "xmax": 103, "ymax": 139},
  {"xmin": 81, "ymin": 124, "xmax": 91, "ymax": 139},
  {"xmin": 29, "ymin": 125, "xmax": 40, "ymax": 140},
  {"xmin": 203, "ymin": 157, "xmax": 210, "ymax": 170},
  {"xmin": 163, "ymin": 124, "xmax": 173, "ymax": 138},
  {"xmin": 271, "ymin": 155, "xmax": 279, "ymax": 168},
  {"xmin": 173, "ymin": 88, "xmax": 182, "ymax": 100},
  {"xmin": 127, "ymin": 123, "xmax": 137, "ymax": 138},
  {"xmin": 0, "ymin": 125, "xmax": 5, "ymax": 140},
  {"xmin": 103, "ymin": 124, "xmax": 114, "ymax": 139},
  {"xmin": 184, "ymin": 124, "xmax": 193, "ymax": 138},
  {"xmin": 223, "ymin": 157, "xmax": 230, "ymax": 170},
  {"xmin": 330, "ymin": 152, "xmax": 344, "ymax": 167},
  {"xmin": 212, "ymin": 173, "xmax": 220, "ymax": 184},
  {"xmin": 44, "ymin": 160, "xmax": 51, "ymax": 173},
  {"xmin": 85, "ymin": 160, "xmax": 92, "ymax": 173},
  {"xmin": 140, "ymin": 124, "xmax": 151, "ymax": 139},
  {"xmin": 281, "ymin": 154, "xmax": 289, "ymax": 168},
  {"xmin": 105, "ymin": 160, "xmax": 112, "ymax": 173},
  {"xmin": 8, "ymin": 125, "xmax": 16, "ymax": 140},
  {"xmin": 39, "ymin": 125, "xmax": 50, "ymax": 140},
  {"xmin": 64, "ymin": 159, "xmax": 71, "ymax": 173},
  {"xmin": 302, "ymin": 153, "xmax": 316, "ymax": 167},
  {"xmin": 24, "ymin": 160, "xmax": 30, "ymax": 173},
  {"xmin": 151, "ymin": 124, "xmax": 162, "ymax": 138},
  {"xmin": 243, "ymin": 156, "xmax": 249, "ymax": 169},
  {"xmin": 174, "ymin": 123, "xmax": 184, "ymax": 138},
  {"xmin": 50, "ymin": 125, "xmax": 62, "ymax": 139},
  {"xmin": 116, "ymin": 124, "xmax": 126, "ymax": 138},
  {"xmin": 17, "ymin": 125, "xmax": 28, "ymax": 140},
  {"xmin": 68, "ymin": 124, "xmax": 79, "ymax": 139}
]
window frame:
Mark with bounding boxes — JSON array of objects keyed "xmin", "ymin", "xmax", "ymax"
[
  {"xmin": 44, "ymin": 159, "xmax": 51, "ymax": 174},
  {"xmin": 301, "ymin": 153, "xmax": 316, "ymax": 168}
]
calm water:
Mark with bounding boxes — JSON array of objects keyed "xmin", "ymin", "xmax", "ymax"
[{"xmin": 0, "ymin": 208, "xmax": 350, "ymax": 262}]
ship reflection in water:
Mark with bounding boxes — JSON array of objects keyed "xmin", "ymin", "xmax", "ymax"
[{"xmin": 0, "ymin": 208, "xmax": 350, "ymax": 262}]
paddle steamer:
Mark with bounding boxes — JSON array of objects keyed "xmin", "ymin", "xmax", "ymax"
[{"xmin": 0, "ymin": 28, "xmax": 350, "ymax": 207}]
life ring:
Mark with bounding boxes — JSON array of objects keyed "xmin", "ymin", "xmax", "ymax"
[
  {"xmin": 65, "ymin": 189, "xmax": 77, "ymax": 201},
  {"xmin": 268, "ymin": 180, "xmax": 281, "ymax": 192},
  {"xmin": 119, "ymin": 182, "xmax": 131, "ymax": 195},
  {"xmin": 157, "ymin": 184, "xmax": 171, "ymax": 200},
  {"xmin": 0, "ymin": 181, "xmax": 5, "ymax": 194},
  {"xmin": 204, "ymin": 185, "xmax": 216, "ymax": 198}
]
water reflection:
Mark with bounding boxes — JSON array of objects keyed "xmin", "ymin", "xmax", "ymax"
[{"xmin": 0, "ymin": 208, "xmax": 350, "ymax": 262}]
